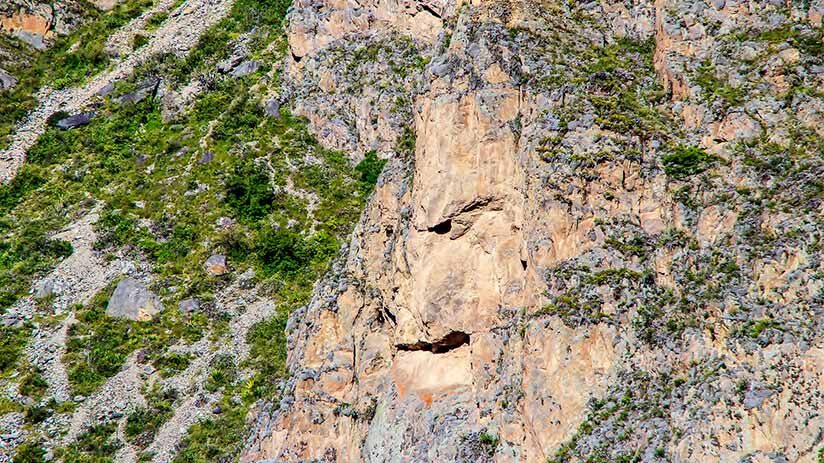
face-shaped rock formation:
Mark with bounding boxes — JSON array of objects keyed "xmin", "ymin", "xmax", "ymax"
[{"xmin": 243, "ymin": 0, "xmax": 824, "ymax": 461}]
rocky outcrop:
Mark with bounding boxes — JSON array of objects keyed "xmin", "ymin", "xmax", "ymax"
[
  {"xmin": 55, "ymin": 111, "xmax": 96, "ymax": 130},
  {"xmin": 243, "ymin": 0, "xmax": 824, "ymax": 461},
  {"xmin": 0, "ymin": 68, "xmax": 17, "ymax": 90},
  {"xmin": 204, "ymin": 254, "xmax": 230, "ymax": 276},
  {"xmin": 0, "ymin": 0, "xmax": 91, "ymax": 49},
  {"xmin": 106, "ymin": 278, "xmax": 163, "ymax": 321}
]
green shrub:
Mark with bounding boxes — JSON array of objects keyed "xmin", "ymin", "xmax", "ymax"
[
  {"xmin": 693, "ymin": 61, "xmax": 744, "ymax": 108},
  {"xmin": 205, "ymin": 354, "xmax": 236, "ymax": 392},
  {"xmin": 0, "ymin": 397, "xmax": 22, "ymax": 414},
  {"xmin": 12, "ymin": 442, "xmax": 46, "ymax": 463},
  {"xmin": 0, "ymin": 326, "xmax": 30, "ymax": 375},
  {"xmin": 59, "ymin": 422, "xmax": 120, "ymax": 463},
  {"xmin": 744, "ymin": 318, "xmax": 781, "ymax": 338},
  {"xmin": 95, "ymin": 208, "xmax": 140, "ymax": 250},
  {"xmin": 0, "ymin": 0, "xmax": 156, "ymax": 148},
  {"xmin": 253, "ymin": 228, "xmax": 338, "ymax": 277},
  {"xmin": 479, "ymin": 432, "xmax": 499, "ymax": 455},
  {"xmin": 587, "ymin": 268, "xmax": 642, "ymax": 286},
  {"xmin": 396, "ymin": 126, "xmax": 416, "ymax": 157},
  {"xmin": 125, "ymin": 387, "xmax": 175, "ymax": 446},
  {"xmin": 171, "ymin": 403, "xmax": 246, "ymax": 463},
  {"xmin": 225, "ymin": 161, "xmax": 275, "ymax": 223},
  {"xmin": 152, "ymin": 352, "xmax": 192, "ymax": 377},
  {"xmin": 355, "ymin": 151, "xmax": 387, "ymax": 193},
  {"xmin": 19, "ymin": 367, "xmax": 49, "ymax": 399},
  {"xmin": 661, "ymin": 145, "xmax": 717, "ymax": 179},
  {"xmin": 0, "ymin": 165, "xmax": 46, "ymax": 214},
  {"xmin": 245, "ymin": 314, "xmax": 287, "ymax": 382},
  {"xmin": 132, "ymin": 33, "xmax": 149, "ymax": 50}
]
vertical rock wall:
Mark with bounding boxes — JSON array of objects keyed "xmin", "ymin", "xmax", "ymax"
[{"xmin": 244, "ymin": 0, "xmax": 824, "ymax": 461}]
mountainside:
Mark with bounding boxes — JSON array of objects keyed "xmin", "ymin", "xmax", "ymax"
[{"xmin": 1, "ymin": 0, "xmax": 824, "ymax": 463}]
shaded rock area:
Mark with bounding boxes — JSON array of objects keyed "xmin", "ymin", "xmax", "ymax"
[
  {"xmin": 54, "ymin": 111, "xmax": 96, "ymax": 130},
  {"xmin": 114, "ymin": 78, "xmax": 160, "ymax": 104},
  {"xmin": 230, "ymin": 60, "xmax": 259, "ymax": 77}
]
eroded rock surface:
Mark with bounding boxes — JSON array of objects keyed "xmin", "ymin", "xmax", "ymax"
[{"xmin": 243, "ymin": 0, "xmax": 824, "ymax": 461}]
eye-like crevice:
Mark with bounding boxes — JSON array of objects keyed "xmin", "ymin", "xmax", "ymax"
[{"xmin": 428, "ymin": 219, "xmax": 452, "ymax": 235}]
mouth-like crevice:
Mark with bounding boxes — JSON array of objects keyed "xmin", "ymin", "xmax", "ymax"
[
  {"xmin": 428, "ymin": 218, "xmax": 452, "ymax": 235},
  {"xmin": 396, "ymin": 331, "xmax": 470, "ymax": 354}
]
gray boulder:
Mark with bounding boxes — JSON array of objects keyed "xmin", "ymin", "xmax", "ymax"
[
  {"xmin": 106, "ymin": 278, "xmax": 163, "ymax": 321},
  {"xmin": 56, "ymin": 111, "xmax": 96, "ymax": 130},
  {"xmin": 14, "ymin": 31, "xmax": 45, "ymax": 49},
  {"xmin": 0, "ymin": 68, "xmax": 17, "ymax": 91},
  {"xmin": 264, "ymin": 99, "xmax": 280, "ymax": 117},
  {"xmin": 96, "ymin": 83, "xmax": 115, "ymax": 97},
  {"xmin": 178, "ymin": 298, "xmax": 200, "ymax": 314},
  {"xmin": 231, "ymin": 60, "xmax": 259, "ymax": 78},
  {"xmin": 34, "ymin": 278, "xmax": 56, "ymax": 300},
  {"xmin": 217, "ymin": 53, "xmax": 246, "ymax": 73},
  {"xmin": 115, "ymin": 78, "xmax": 160, "ymax": 104},
  {"xmin": 204, "ymin": 254, "xmax": 229, "ymax": 276},
  {"xmin": 197, "ymin": 151, "xmax": 214, "ymax": 164}
]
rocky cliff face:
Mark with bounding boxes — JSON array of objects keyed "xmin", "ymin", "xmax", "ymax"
[
  {"xmin": 243, "ymin": 0, "xmax": 824, "ymax": 461},
  {"xmin": 0, "ymin": 0, "xmax": 95, "ymax": 52},
  {"xmin": 1, "ymin": 0, "xmax": 823, "ymax": 462}
]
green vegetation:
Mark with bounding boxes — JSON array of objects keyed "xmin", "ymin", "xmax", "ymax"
[
  {"xmin": 693, "ymin": 61, "xmax": 745, "ymax": 108},
  {"xmin": 604, "ymin": 235, "xmax": 649, "ymax": 259},
  {"xmin": 741, "ymin": 318, "xmax": 782, "ymax": 338},
  {"xmin": 0, "ymin": 0, "xmax": 156, "ymax": 148},
  {"xmin": 733, "ymin": 129, "xmax": 824, "ymax": 214},
  {"xmin": 19, "ymin": 366, "xmax": 49, "ymax": 399},
  {"xmin": 64, "ymin": 284, "xmax": 207, "ymax": 395},
  {"xmin": 547, "ymin": 369, "xmax": 683, "ymax": 463},
  {"xmin": 531, "ymin": 34, "xmax": 670, "ymax": 145},
  {"xmin": 125, "ymin": 387, "xmax": 176, "ymax": 446},
  {"xmin": 355, "ymin": 151, "xmax": 388, "ymax": 194},
  {"xmin": 479, "ymin": 432, "xmax": 499, "ymax": 456},
  {"xmin": 205, "ymin": 354, "xmax": 236, "ymax": 392},
  {"xmin": 1, "ymin": 0, "xmax": 381, "ymax": 461},
  {"xmin": 172, "ymin": 403, "xmax": 247, "ymax": 463},
  {"xmin": 587, "ymin": 268, "xmax": 642, "ymax": 286},
  {"xmin": 661, "ymin": 145, "xmax": 717, "ymax": 179},
  {"xmin": 753, "ymin": 23, "xmax": 824, "ymax": 57},
  {"xmin": 152, "ymin": 352, "xmax": 193, "ymax": 377},
  {"xmin": 0, "ymin": 324, "xmax": 31, "ymax": 375},
  {"xmin": 173, "ymin": 313, "xmax": 289, "ymax": 462},
  {"xmin": 0, "ymin": 210, "xmax": 73, "ymax": 310},
  {"xmin": 57, "ymin": 422, "xmax": 121, "ymax": 463},
  {"xmin": 0, "ymin": 396, "xmax": 23, "ymax": 414},
  {"xmin": 539, "ymin": 292, "xmax": 608, "ymax": 323},
  {"xmin": 12, "ymin": 442, "xmax": 47, "ymax": 463},
  {"xmin": 583, "ymin": 38, "xmax": 668, "ymax": 139}
]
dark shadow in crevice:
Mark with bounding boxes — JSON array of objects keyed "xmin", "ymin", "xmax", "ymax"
[
  {"xmin": 397, "ymin": 331, "xmax": 470, "ymax": 354},
  {"xmin": 428, "ymin": 219, "xmax": 452, "ymax": 235}
]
